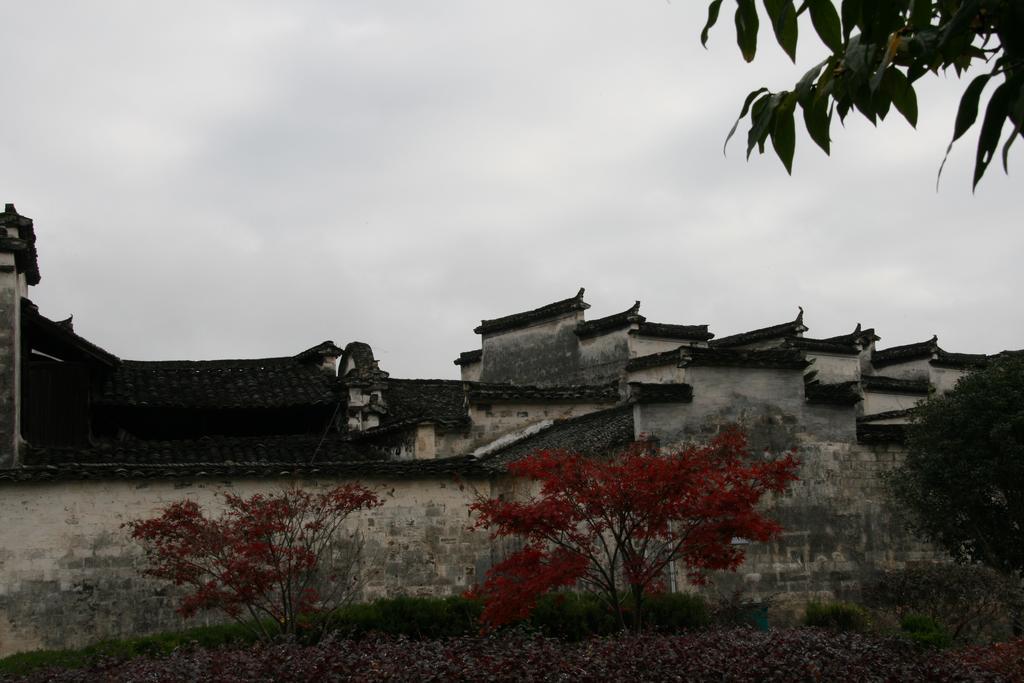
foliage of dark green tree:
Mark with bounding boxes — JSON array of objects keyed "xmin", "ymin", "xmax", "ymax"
[
  {"xmin": 888, "ymin": 355, "xmax": 1024, "ymax": 576},
  {"xmin": 701, "ymin": 0, "xmax": 1024, "ymax": 187}
]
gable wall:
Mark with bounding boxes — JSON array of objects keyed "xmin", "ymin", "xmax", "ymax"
[{"xmin": 479, "ymin": 313, "xmax": 584, "ymax": 385}]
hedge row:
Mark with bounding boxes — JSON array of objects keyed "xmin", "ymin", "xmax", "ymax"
[
  {"xmin": 0, "ymin": 593, "xmax": 709, "ymax": 677},
  {"xmin": 14, "ymin": 630, "xmax": 1022, "ymax": 682}
]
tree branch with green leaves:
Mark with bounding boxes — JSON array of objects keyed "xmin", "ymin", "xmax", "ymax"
[{"xmin": 703, "ymin": 0, "xmax": 1024, "ymax": 188}]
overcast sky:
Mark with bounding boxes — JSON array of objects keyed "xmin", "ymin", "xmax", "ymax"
[{"xmin": 3, "ymin": 2, "xmax": 1019, "ymax": 379}]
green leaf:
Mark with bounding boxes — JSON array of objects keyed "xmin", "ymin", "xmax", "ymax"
[
  {"xmin": 909, "ymin": 0, "xmax": 932, "ymax": 29},
  {"xmin": 802, "ymin": 96, "xmax": 832, "ymax": 154},
  {"xmin": 806, "ymin": 0, "xmax": 843, "ymax": 53},
  {"xmin": 886, "ymin": 68, "xmax": 918, "ymax": 127},
  {"xmin": 795, "ymin": 59, "xmax": 828, "ymax": 101},
  {"xmin": 764, "ymin": 0, "xmax": 799, "ymax": 61},
  {"xmin": 701, "ymin": 0, "xmax": 724, "ymax": 47},
  {"xmin": 735, "ymin": 0, "xmax": 760, "ymax": 62},
  {"xmin": 952, "ymin": 73, "xmax": 992, "ymax": 143},
  {"xmin": 1001, "ymin": 84, "xmax": 1024, "ymax": 172},
  {"xmin": 973, "ymin": 79, "xmax": 1013, "ymax": 190},
  {"xmin": 937, "ymin": 73, "xmax": 992, "ymax": 187},
  {"xmin": 748, "ymin": 92, "xmax": 784, "ymax": 159},
  {"xmin": 724, "ymin": 87, "xmax": 770, "ymax": 155},
  {"xmin": 771, "ymin": 104, "xmax": 797, "ymax": 174},
  {"xmin": 852, "ymin": 84, "xmax": 878, "ymax": 125},
  {"xmin": 869, "ymin": 33, "xmax": 903, "ymax": 92},
  {"xmin": 841, "ymin": 0, "xmax": 862, "ymax": 42}
]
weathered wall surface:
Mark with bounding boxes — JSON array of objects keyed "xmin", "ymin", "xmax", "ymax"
[
  {"xmin": 862, "ymin": 390, "xmax": 923, "ymax": 416},
  {"xmin": 0, "ymin": 252, "xmax": 20, "ymax": 468},
  {"xmin": 636, "ymin": 366, "xmax": 939, "ymax": 619},
  {"xmin": 702, "ymin": 441, "xmax": 936, "ymax": 621},
  {"xmin": 576, "ymin": 331, "xmax": 630, "ymax": 385},
  {"xmin": 930, "ymin": 365, "xmax": 966, "ymax": 394},
  {"xmin": 480, "ymin": 315, "xmax": 582, "ymax": 386},
  {"xmin": 467, "ymin": 401, "xmax": 608, "ymax": 449},
  {"xmin": 628, "ymin": 334, "xmax": 693, "ymax": 358},
  {"xmin": 0, "ymin": 475, "xmax": 495, "ymax": 655},
  {"xmin": 806, "ymin": 353, "xmax": 860, "ymax": 383}
]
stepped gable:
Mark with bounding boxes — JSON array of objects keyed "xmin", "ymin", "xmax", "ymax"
[
  {"xmin": 22, "ymin": 300, "xmax": 119, "ymax": 368},
  {"xmin": 468, "ymin": 381, "xmax": 619, "ymax": 404},
  {"xmin": 474, "ymin": 288, "xmax": 589, "ymax": 335},
  {"xmin": 872, "ymin": 336, "xmax": 939, "ymax": 368},
  {"xmin": 381, "ymin": 379, "xmax": 468, "ymax": 427},
  {"xmin": 680, "ymin": 346, "xmax": 811, "ymax": 370},
  {"xmin": 861, "ymin": 375, "xmax": 931, "ymax": 395},
  {"xmin": 822, "ymin": 323, "xmax": 880, "ymax": 347},
  {"xmin": 804, "ymin": 380, "xmax": 862, "ymax": 405},
  {"xmin": 7, "ymin": 435, "xmax": 488, "ymax": 482},
  {"xmin": 477, "ymin": 405, "xmax": 635, "ymax": 472},
  {"xmin": 575, "ymin": 301, "xmax": 644, "ymax": 338},
  {"xmin": 97, "ymin": 347, "xmax": 338, "ymax": 410},
  {"xmin": 628, "ymin": 382, "xmax": 694, "ymax": 404},
  {"xmin": 453, "ymin": 349, "xmax": 482, "ymax": 366},
  {"xmin": 931, "ymin": 349, "xmax": 989, "ymax": 369},
  {"xmin": 625, "ymin": 347, "xmax": 685, "ymax": 372},
  {"xmin": 634, "ymin": 322, "xmax": 714, "ymax": 341},
  {"xmin": 710, "ymin": 307, "xmax": 807, "ymax": 348},
  {"xmin": 857, "ymin": 423, "xmax": 906, "ymax": 444},
  {"xmin": 0, "ymin": 204, "xmax": 41, "ymax": 285}
]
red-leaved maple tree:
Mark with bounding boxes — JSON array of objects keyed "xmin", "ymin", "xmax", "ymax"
[
  {"xmin": 128, "ymin": 484, "xmax": 382, "ymax": 639},
  {"xmin": 469, "ymin": 428, "xmax": 799, "ymax": 630}
]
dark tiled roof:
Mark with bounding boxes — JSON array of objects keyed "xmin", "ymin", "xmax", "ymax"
[
  {"xmin": 681, "ymin": 347, "xmax": 811, "ymax": 370},
  {"xmin": 22, "ymin": 300, "xmax": 120, "ymax": 368},
  {"xmin": 861, "ymin": 375, "xmax": 931, "ymax": 395},
  {"xmin": 5, "ymin": 435, "xmax": 489, "ymax": 482},
  {"xmin": 294, "ymin": 341, "xmax": 343, "ymax": 363},
  {"xmin": 453, "ymin": 349, "xmax": 482, "ymax": 366},
  {"xmin": 576, "ymin": 301, "xmax": 644, "ymax": 338},
  {"xmin": 785, "ymin": 337, "xmax": 860, "ymax": 355},
  {"xmin": 474, "ymin": 288, "xmax": 589, "ymax": 335},
  {"xmin": 633, "ymin": 322, "xmax": 714, "ymax": 341},
  {"xmin": 24, "ymin": 434, "xmax": 379, "ymax": 467},
  {"xmin": 856, "ymin": 423, "xmax": 906, "ymax": 445},
  {"xmin": 468, "ymin": 381, "xmax": 620, "ymax": 404},
  {"xmin": 628, "ymin": 382, "xmax": 694, "ymax": 404},
  {"xmin": 0, "ymin": 204, "xmax": 41, "ymax": 285},
  {"xmin": 822, "ymin": 323, "xmax": 880, "ymax": 347},
  {"xmin": 710, "ymin": 308, "xmax": 807, "ymax": 348},
  {"xmin": 625, "ymin": 348, "xmax": 685, "ymax": 372},
  {"xmin": 477, "ymin": 405, "xmax": 635, "ymax": 472},
  {"xmin": 930, "ymin": 349, "xmax": 988, "ymax": 369},
  {"xmin": 872, "ymin": 336, "xmax": 939, "ymax": 368},
  {"xmin": 804, "ymin": 381, "xmax": 862, "ymax": 406},
  {"xmin": 98, "ymin": 354, "xmax": 338, "ymax": 409},
  {"xmin": 383, "ymin": 379, "xmax": 468, "ymax": 426},
  {"xmin": 857, "ymin": 409, "xmax": 915, "ymax": 423}
]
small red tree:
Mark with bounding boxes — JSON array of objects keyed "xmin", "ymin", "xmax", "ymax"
[
  {"xmin": 128, "ymin": 484, "xmax": 382, "ymax": 640},
  {"xmin": 469, "ymin": 428, "xmax": 799, "ymax": 631}
]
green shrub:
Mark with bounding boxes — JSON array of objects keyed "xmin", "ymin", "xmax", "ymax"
[
  {"xmin": 527, "ymin": 593, "xmax": 618, "ymax": 640},
  {"xmin": 863, "ymin": 563, "xmax": 1023, "ymax": 643},
  {"xmin": 900, "ymin": 613, "xmax": 953, "ymax": 649},
  {"xmin": 327, "ymin": 596, "xmax": 483, "ymax": 639},
  {"xmin": 644, "ymin": 593, "xmax": 712, "ymax": 632},
  {"xmin": 0, "ymin": 621, "xmax": 257, "ymax": 678},
  {"xmin": 803, "ymin": 601, "xmax": 870, "ymax": 632}
]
